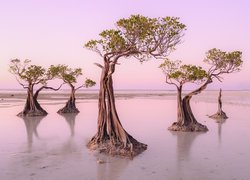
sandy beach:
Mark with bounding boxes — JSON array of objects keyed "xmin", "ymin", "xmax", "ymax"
[{"xmin": 0, "ymin": 90, "xmax": 250, "ymax": 180}]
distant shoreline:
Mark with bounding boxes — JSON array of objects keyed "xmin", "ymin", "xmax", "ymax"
[
  {"xmin": 0, "ymin": 89, "xmax": 249, "ymax": 92},
  {"xmin": 1, "ymin": 90, "xmax": 250, "ymax": 108},
  {"xmin": 0, "ymin": 91, "xmax": 173, "ymax": 101}
]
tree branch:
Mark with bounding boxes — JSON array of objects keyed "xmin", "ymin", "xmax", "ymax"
[{"xmin": 34, "ymin": 83, "xmax": 64, "ymax": 100}]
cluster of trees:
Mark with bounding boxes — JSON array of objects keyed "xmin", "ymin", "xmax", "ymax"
[
  {"xmin": 159, "ymin": 48, "xmax": 242, "ymax": 131},
  {"xmin": 9, "ymin": 59, "xmax": 96, "ymax": 116},
  {"xmin": 10, "ymin": 15, "xmax": 243, "ymax": 158}
]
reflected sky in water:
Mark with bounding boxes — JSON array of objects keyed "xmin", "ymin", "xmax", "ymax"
[{"xmin": 0, "ymin": 93, "xmax": 250, "ymax": 180}]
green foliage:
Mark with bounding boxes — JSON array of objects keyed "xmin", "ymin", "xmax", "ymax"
[
  {"xmin": 117, "ymin": 15, "xmax": 155, "ymax": 44},
  {"xmin": 160, "ymin": 48, "xmax": 243, "ymax": 87},
  {"xmin": 99, "ymin": 29, "xmax": 126, "ymax": 52},
  {"xmin": 85, "ymin": 78, "xmax": 96, "ymax": 88},
  {"xmin": 85, "ymin": 14, "xmax": 186, "ymax": 60},
  {"xmin": 47, "ymin": 65, "xmax": 63, "ymax": 79},
  {"xmin": 52, "ymin": 64, "xmax": 82, "ymax": 84},
  {"xmin": 204, "ymin": 48, "xmax": 243, "ymax": 74},
  {"xmin": 53, "ymin": 64, "xmax": 96, "ymax": 89},
  {"xmin": 9, "ymin": 59, "xmax": 47, "ymax": 85},
  {"xmin": 159, "ymin": 59, "xmax": 207, "ymax": 85}
]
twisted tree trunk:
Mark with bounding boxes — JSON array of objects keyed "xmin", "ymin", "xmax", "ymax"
[
  {"xmin": 175, "ymin": 85, "xmax": 185, "ymax": 125},
  {"xmin": 18, "ymin": 85, "xmax": 47, "ymax": 117},
  {"xmin": 169, "ymin": 78, "xmax": 212, "ymax": 132},
  {"xmin": 57, "ymin": 86, "xmax": 79, "ymax": 114},
  {"xmin": 209, "ymin": 89, "xmax": 228, "ymax": 120},
  {"xmin": 18, "ymin": 84, "xmax": 63, "ymax": 117},
  {"xmin": 87, "ymin": 60, "xmax": 147, "ymax": 158}
]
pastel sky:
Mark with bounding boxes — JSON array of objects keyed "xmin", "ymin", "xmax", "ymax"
[{"xmin": 0, "ymin": 0, "xmax": 249, "ymax": 90}]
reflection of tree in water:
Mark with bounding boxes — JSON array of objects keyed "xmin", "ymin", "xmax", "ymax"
[
  {"xmin": 59, "ymin": 113, "xmax": 78, "ymax": 137},
  {"xmin": 216, "ymin": 118, "xmax": 226, "ymax": 145},
  {"xmin": 57, "ymin": 113, "xmax": 80, "ymax": 157},
  {"xmin": 21, "ymin": 116, "xmax": 44, "ymax": 151},
  {"xmin": 12, "ymin": 115, "xmax": 80, "ymax": 179},
  {"xmin": 95, "ymin": 154, "xmax": 129, "ymax": 180},
  {"xmin": 172, "ymin": 132, "xmax": 204, "ymax": 178}
]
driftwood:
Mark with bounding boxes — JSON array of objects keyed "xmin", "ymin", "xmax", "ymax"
[{"xmin": 209, "ymin": 89, "xmax": 228, "ymax": 120}]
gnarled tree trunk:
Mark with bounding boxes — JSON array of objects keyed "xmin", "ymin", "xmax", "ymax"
[
  {"xmin": 18, "ymin": 86, "xmax": 47, "ymax": 117},
  {"xmin": 170, "ymin": 85, "xmax": 185, "ymax": 128},
  {"xmin": 169, "ymin": 78, "xmax": 212, "ymax": 132},
  {"xmin": 209, "ymin": 89, "xmax": 228, "ymax": 120},
  {"xmin": 87, "ymin": 60, "xmax": 147, "ymax": 158},
  {"xmin": 58, "ymin": 86, "xmax": 79, "ymax": 114}
]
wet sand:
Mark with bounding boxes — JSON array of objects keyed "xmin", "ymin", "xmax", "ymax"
[{"xmin": 0, "ymin": 91, "xmax": 250, "ymax": 180}]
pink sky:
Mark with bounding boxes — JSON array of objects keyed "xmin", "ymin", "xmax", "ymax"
[{"xmin": 0, "ymin": 0, "xmax": 249, "ymax": 90}]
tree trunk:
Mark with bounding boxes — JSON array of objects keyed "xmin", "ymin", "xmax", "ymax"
[
  {"xmin": 87, "ymin": 60, "xmax": 147, "ymax": 158},
  {"xmin": 209, "ymin": 89, "xmax": 228, "ymax": 120},
  {"xmin": 57, "ymin": 86, "xmax": 79, "ymax": 114},
  {"xmin": 18, "ymin": 86, "xmax": 47, "ymax": 117},
  {"xmin": 176, "ymin": 86, "xmax": 185, "ymax": 125},
  {"xmin": 169, "ymin": 79, "xmax": 212, "ymax": 132}
]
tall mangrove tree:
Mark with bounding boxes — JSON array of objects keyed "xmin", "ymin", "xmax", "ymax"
[{"xmin": 85, "ymin": 15, "xmax": 186, "ymax": 157}]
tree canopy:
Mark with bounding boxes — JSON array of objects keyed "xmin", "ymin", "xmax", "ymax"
[
  {"xmin": 50, "ymin": 64, "xmax": 96, "ymax": 90},
  {"xmin": 85, "ymin": 15, "xmax": 186, "ymax": 62},
  {"xmin": 9, "ymin": 59, "xmax": 46, "ymax": 88},
  {"xmin": 159, "ymin": 48, "xmax": 243, "ymax": 132},
  {"xmin": 159, "ymin": 59, "xmax": 207, "ymax": 87},
  {"xmin": 9, "ymin": 59, "xmax": 63, "ymax": 89},
  {"xmin": 205, "ymin": 48, "xmax": 242, "ymax": 80}
]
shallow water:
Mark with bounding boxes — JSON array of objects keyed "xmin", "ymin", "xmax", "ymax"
[{"xmin": 0, "ymin": 91, "xmax": 250, "ymax": 180}]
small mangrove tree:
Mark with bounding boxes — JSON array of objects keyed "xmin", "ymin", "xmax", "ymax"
[
  {"xmin": 9, "ymin": 59, "xmax": 63, "ymax": 116},
  {"xmin": 160, "ymin": 48, "xmax": 242, "ymax": 132},
  {"xmin": 54, "ymin": 65, "xmax": 96, "ymax": 114}
]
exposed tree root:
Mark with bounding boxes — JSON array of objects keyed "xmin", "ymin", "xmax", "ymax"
[
  {"xmin": 209, "ymin": 111, "xmax": 228, "ymax": 120},
  {"xmin": 57, "ymin": 98, "xmax": 79, "ymax": 114},
  {"xmin": 88, "ymin": 58, "xmax": 147, "ymax": 158},
  {"xmin": 168, "ymin": 122, "xmax": 208, "ymax": 132},
  {"xmin": 17, "ymin": 109, "xmax": 48, "ymax": 117},
  {"xmin": 87, "ymin": 136, "xmax": 147, "ymax": 158},
  {"xmin": 57, "ymin": 107, "xmax": 79, "ymax": 114}
]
